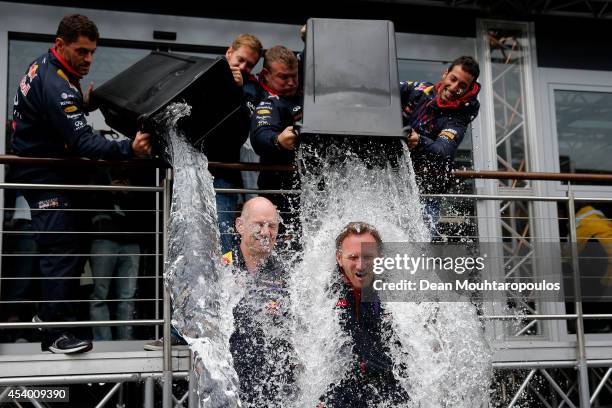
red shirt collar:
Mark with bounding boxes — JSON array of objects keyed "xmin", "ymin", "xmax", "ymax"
[
  {"xmin": 259, "ymin": 78, "xmax": 278, "ymax": 97},
  {"xmin": 247, "ymin": 73, "xmax": 258, "ymax": 83},
  {"xmin": 434, "ymin": 81, "xmax": 479, "ymax": 109},
  {"xmin": 51, "ymin": 47, "xmax": 83, "ymax": 80}
]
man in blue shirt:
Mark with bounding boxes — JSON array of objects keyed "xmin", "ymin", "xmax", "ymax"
[
  {"xmin": 250, "ymin": 46, "xmax": 302, "ymax": 241},
  {"xmin": 401, "ymin": 56, "xmax": 480, "ymax": 235},
  {"xmin": 204, "ymin": 34, "xmax": 264, "ymax": 253},
  {"xmin": 10, "ymin": 14, "xmax": 151, "ymax": 353},
  {"xmin": 223, "ymin": 197, "xmax": 297, "ymax": 406}
]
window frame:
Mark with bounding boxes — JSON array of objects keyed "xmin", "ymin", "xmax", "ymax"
[
  {"xmin": 539, "ymin": 67, "xmax": 612, "ymax": 198},
  {"xmin": 535, "ymin": 67, "xmax": 612, "ymax": 344}
]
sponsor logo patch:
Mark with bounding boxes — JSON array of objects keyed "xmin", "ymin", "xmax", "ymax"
[
  {"xmin": 256, "ymin": 108, "xmax": 271, "ymax": 115},
  {"xmin": 27, "ymin": 64, "xmax": 39, "ymax": 81},
  {"xmin": 336, "ymin": 299, "xmax": 348, "ymax": 308},
  {"xmin": 56, "ymin": 69, "xmax": 79, "ymax": 92},
  {"xmin": 19, "ymin": 76, "xmax": 30, "ymax": 96},
  {"xmin": 222, "ymin": 251, "xmax": 233, "ymax": 265},
  {"xmin": 439, "ymin": 130, "xmax": 456, "ymax": 140},
  {"xmin": 265, "ymin": 300, "xmax": 281, "ymax": 315},
  {"xmin": 38, "ymin": 198, "xmax": 59, "ymax": 209},
  {"xmin": 64, "ymin": 105, "xmax": 78, "ymax": 113},
  {"xmin": 246, "ymin": 101, "xmax": 256, "ymax": 114},
  {"xmin": 56, "ymin": 69, "xmax": 69, "ymax": 82}
]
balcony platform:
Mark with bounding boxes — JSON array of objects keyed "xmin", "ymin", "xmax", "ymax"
[{"xmin": 0, "ymin": 341, "xmax": 190, "ymax": 384}]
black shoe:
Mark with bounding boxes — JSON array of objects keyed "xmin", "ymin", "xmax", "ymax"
[
  {"xmin": 143, "ymin": 335, "xmax": 188, "ymax": 351},
  {"xmin": 41, "ymin": 333, "xmax": 93, "ymax": 354}
]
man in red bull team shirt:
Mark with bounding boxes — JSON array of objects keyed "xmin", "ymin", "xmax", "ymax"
[{"xmin": 10, "ymin": 14, "xmax": 151, "ymax": 354}]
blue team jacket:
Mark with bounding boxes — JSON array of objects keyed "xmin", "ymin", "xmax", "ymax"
[
  {"xmin": 10, "ymin": 48, "xmax": 132, "ymax": 184},
  {"xmin": 249, "ymin": 83, "xmax": 303, "ymax": 190},
  {"xmin": 400, "ymin": 80, "xmax": 480, "ymax": 193}
]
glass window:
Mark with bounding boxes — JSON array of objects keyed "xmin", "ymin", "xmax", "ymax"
[
  {"xmin": 84, "ymin": 46, "xmax": 151, "ymax": 87},
  {"xmin": 174, "ymin": 51, "xmax": 222, "ymax": 60},
  {"xmin": 555, "ymin": 89, "xmax": 612, "ymax": 183},
  {"xmin": 7, "ymin": 40, "xmax": 52, "ymax": 119},
  {"xmin": 7, "ymin": 39, "xmax": 150, "ymax": 119},
  {"xmin": 397, "ymin": 59, "xmax": 446, "ymax": 85},
  {"xmin": 6, "ymin": 39, "xmax": 152, "ymax": 145},
  {"xmin": 557, "ymin": 201, "xmax": 612, "ymax": 334}
]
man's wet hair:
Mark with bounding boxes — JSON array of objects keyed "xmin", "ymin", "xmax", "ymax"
[
  {"xmin": 449, "ymin": 56, "xmax": 480, "ymax": 81},
  {"xmin": 231, "ymin": 34, "xmax": 263, "ymax": 58},
  {"xmin": 56, "ymin": 14, "xmax": 99, "ymax": 44},
  {"xmin": 335, "ymin": 221, "xmax": 383, "ymax": 252},
  {"xmin": 263, "ymin": 45, "xmax": 298, "ymax": 71}
]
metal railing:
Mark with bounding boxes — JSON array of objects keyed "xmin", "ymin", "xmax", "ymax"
[
  {"xmin": 0, "ymin": 156, "xmax": 176, "ymax": 407},
  {"xmin": 0, "ymin": 184, "xmax": 165, "ymax": 332},
  {"xmin": 1, "ymin": 155, "xmax": 612, "ymax": 407}
]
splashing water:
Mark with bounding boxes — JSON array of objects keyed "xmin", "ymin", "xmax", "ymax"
[
  {"xmin": 156, "ymin": 103, "xmax": 243, "ymax": 408},
  {"xmin": 157, "ymin": 103, "xmax": 301, "ymax": 408},
  {"xmin": 292, "ymin": 138, "xmax": 493, "ymax": 407},
  {"xmin": 157, "ymin": 104, "xmax": 492, "ymax": 407}
]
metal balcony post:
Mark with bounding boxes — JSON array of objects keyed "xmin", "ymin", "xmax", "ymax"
[
  {"xmin": 567, "ymin": 182, "xmax": 591, "ymax": 407},
  {"xmin": 162, "ymin": 168, "xmax": 173, "ymax": 408},
  {"xmin": 144, "ymin": 376, "xmax": 154, "ymax": 408},
  {"xmin": 188, "ymin": 350, "xmax": 197, "ymax": 408}
]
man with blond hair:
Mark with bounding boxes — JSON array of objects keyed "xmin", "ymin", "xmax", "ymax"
[
  {"xmin": 250, "ymin": 45, "xmax": 302, "ymax": 240},
  {"xmin": 226, "ymin": 34, "xmax": 262, "ymax": 89},
  {"xmin": 145, "ymin": 35, "xmax": 266, "ymax": 351},
  {"xmin": 203, "ymin": 33, "xmax": 264, "ymax": 253}
]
